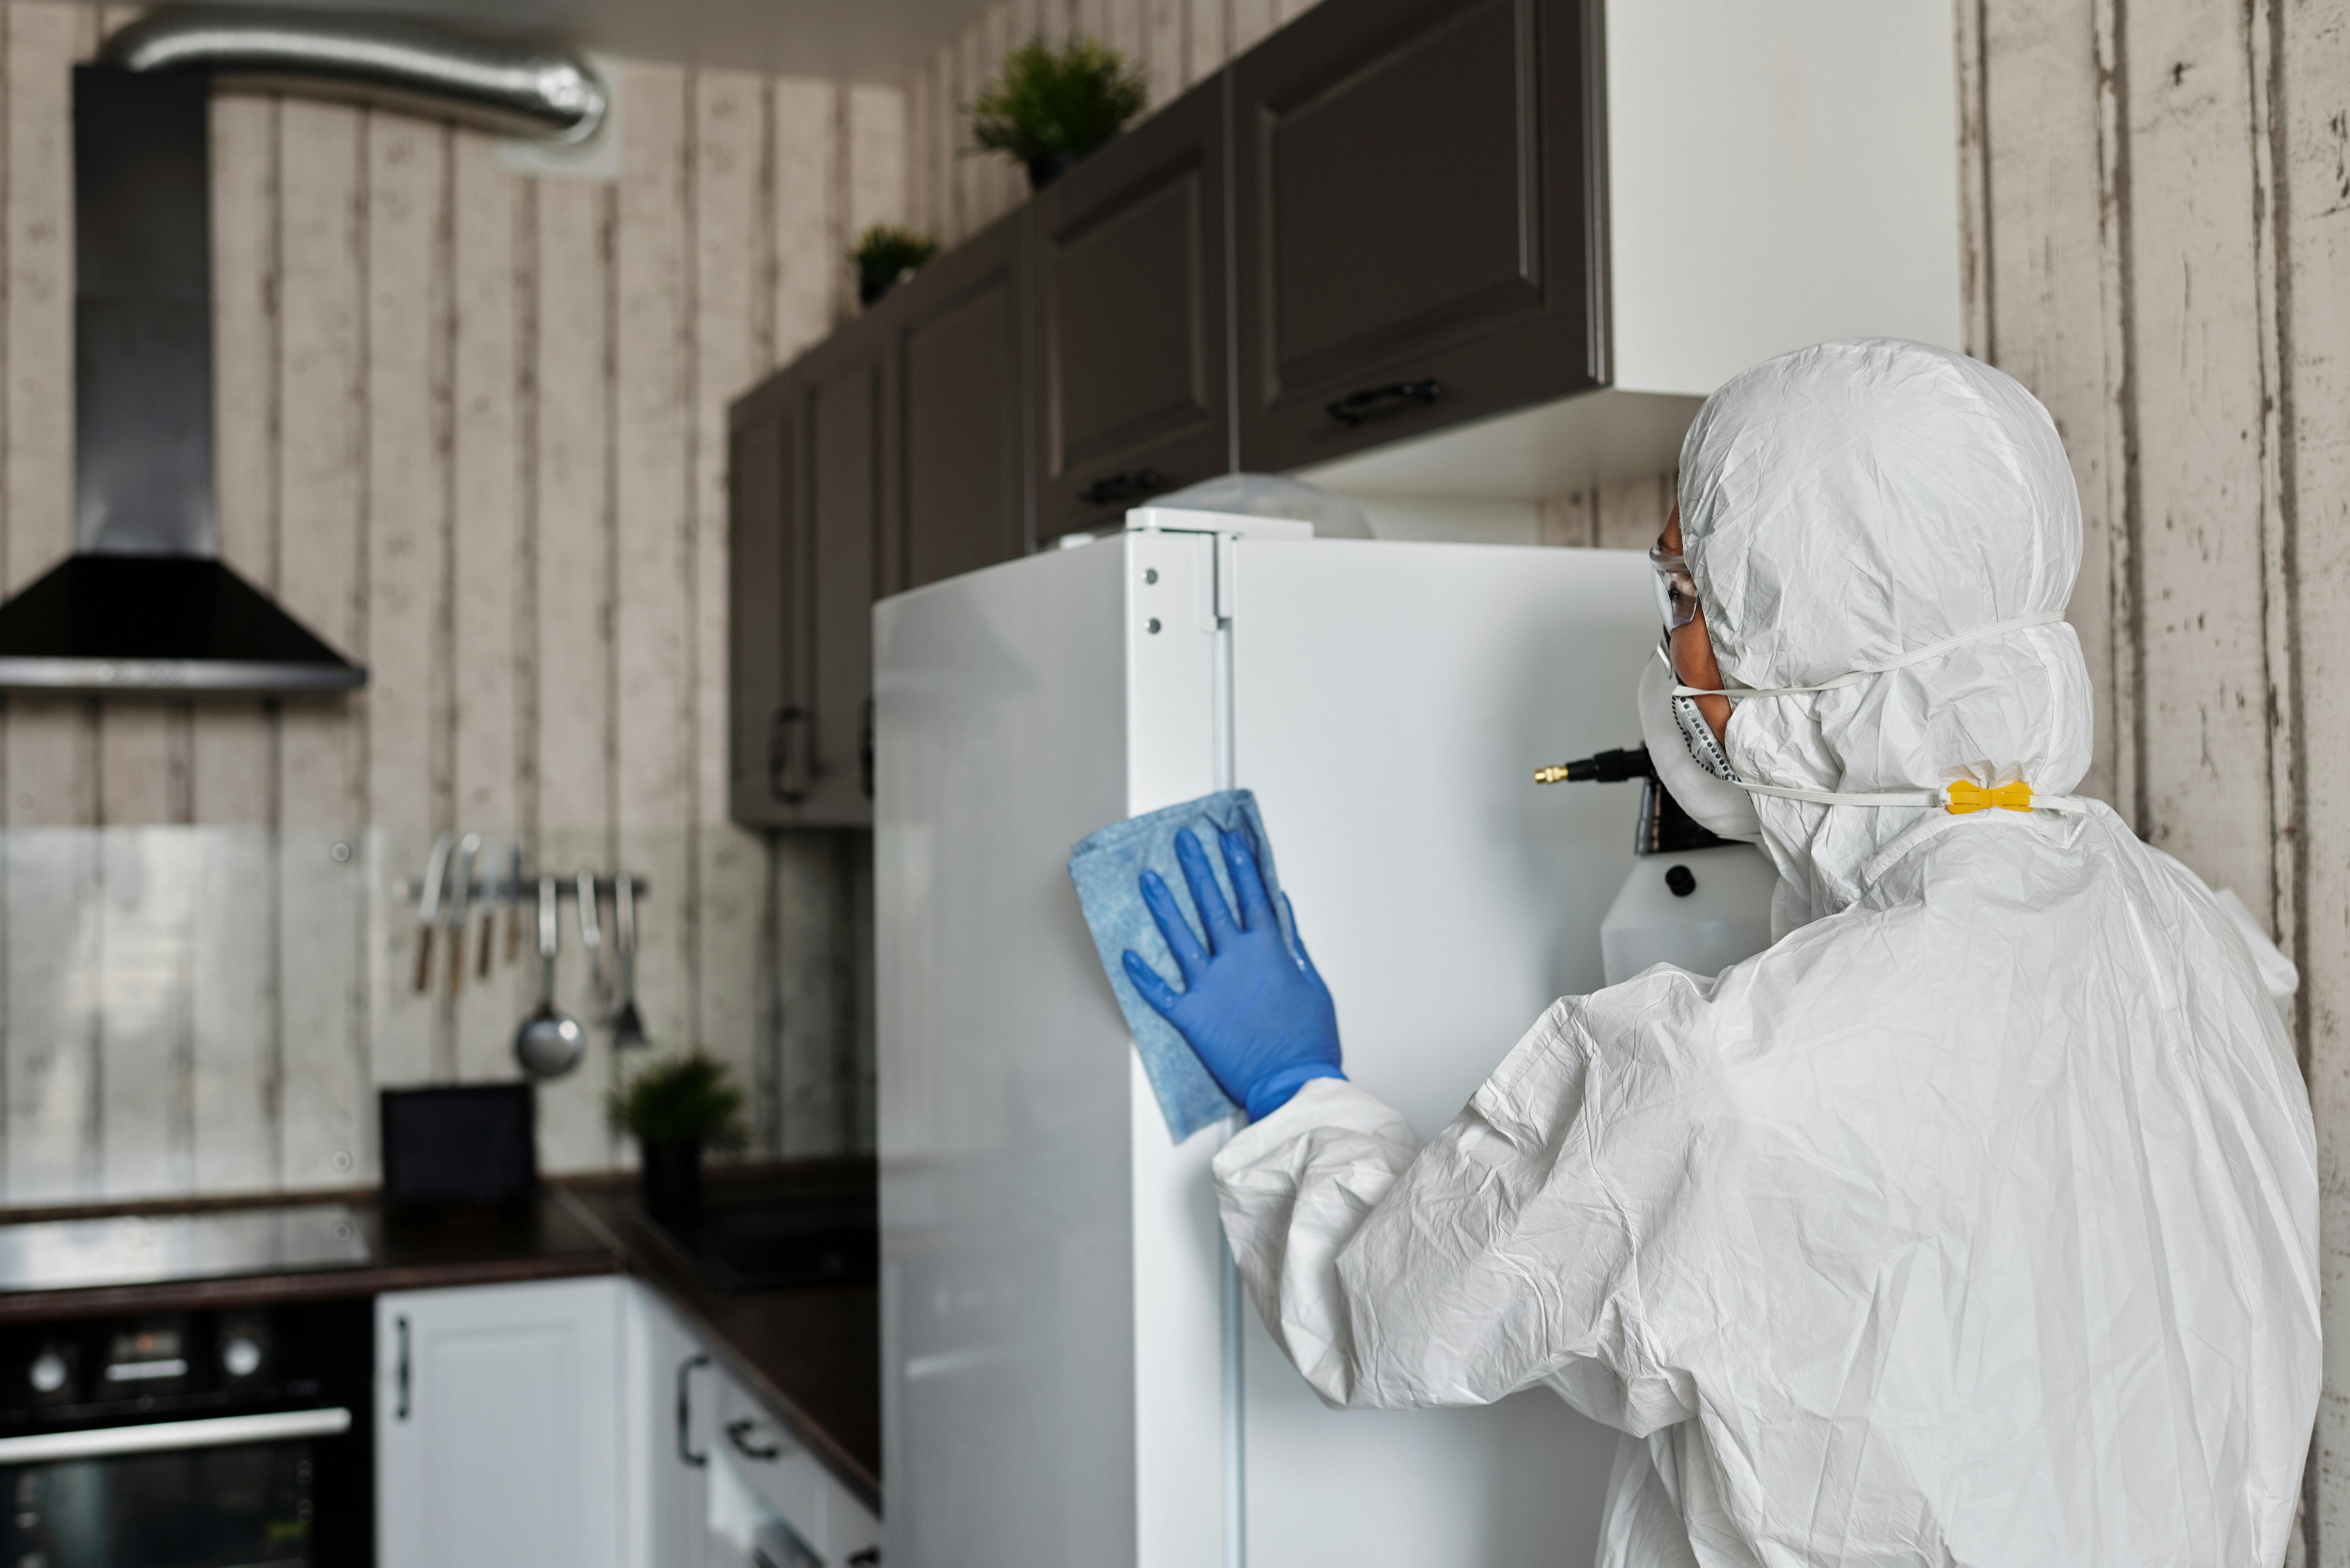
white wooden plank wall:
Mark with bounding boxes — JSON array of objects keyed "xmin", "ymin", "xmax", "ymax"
[
  {"xmin": 0, "ymin": 3, "xmax": 899, "ymax": 1201},
  {"xmin": 904, "ymin": 0, "xmax": 1319, "ymax": 245}
]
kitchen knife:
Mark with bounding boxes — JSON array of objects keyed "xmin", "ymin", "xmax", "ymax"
[
  {"xmin": 412, "ymin": 831, "xmax": 454, "ymax": 993},
  {"xmin": 503, "ymin": 838, "xmax": 525, "ymax": 965},
  {"xmin": 446, "ymin": 833, "xmax": 481, "ymax": 996}
]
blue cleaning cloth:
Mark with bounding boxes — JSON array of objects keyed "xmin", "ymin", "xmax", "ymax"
[{"xmin": 1068, "ymin": 789, "xmax": 1299, "ymax": 1142}]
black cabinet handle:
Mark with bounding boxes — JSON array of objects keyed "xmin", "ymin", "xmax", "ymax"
[
  {"xmin": 677, "ymin": 1353, "xmax": 709, "ymax": 1468},
  {"xmin": 726, "ymin": 1417, "xmax": 784, "ymax": 1461},
  {"xmin": 395, "ymin": 1316, "xmax": 410, "ymax": 1422},
  {"xmin": 1079, "ymin": 469, "xmax": 1167, "ymax": 507},
  {"xmin": 847, "ymin": 1551, "xmax": 881, "ymax": 1566},
  {"xmin": 1326, "ymin": 378, "xmax": 1442, "ymax": 427},
  {"xmin": 768, "ymin": 706, "xmax": 810, "ymax": 806},
  {"xmin": 859, "ymin": 696, "xmax": 875, "ymax": 801}
]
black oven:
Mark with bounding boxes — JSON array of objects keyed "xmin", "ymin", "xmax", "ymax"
[{"xmin": 0, "ymin": 1297, "xmax": 371, "ymax": 1567}]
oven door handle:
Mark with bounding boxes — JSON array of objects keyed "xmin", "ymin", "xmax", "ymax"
[{"xmin": 0, "ymin": 1407, "xmax": 352, "ymax": 1465}]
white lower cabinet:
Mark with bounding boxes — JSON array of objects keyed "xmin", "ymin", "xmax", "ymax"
[
  {"xmin": 376, "ymin": 1275, "xmax": 874, "ymax": 1568},
  {"xmin": 377, "ymin": 1275, "xmax": 626, "ymax": 1568}
]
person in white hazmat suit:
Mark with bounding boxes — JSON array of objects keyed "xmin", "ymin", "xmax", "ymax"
[{"xmin": 1120, "ymin": 339, "xmax": 2319, "ymax": 1565}]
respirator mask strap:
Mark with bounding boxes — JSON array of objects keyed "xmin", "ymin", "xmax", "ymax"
[
  {"xmin": 1664, "ymin": 611, "xmax": 2087, "ymax": 817},
  {"xmin": 1670, "ymin": 610, "xmax": 2068, "ymax": 701}
]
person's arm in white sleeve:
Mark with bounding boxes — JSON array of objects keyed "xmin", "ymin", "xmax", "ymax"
[
  {"xmin": 1212, "ymin": 995, "xmax": 1695, "ymax": 1435},
  {"xmin": 1119, "ymin": 828, "xmax": 1694, "ymax": 1430}
]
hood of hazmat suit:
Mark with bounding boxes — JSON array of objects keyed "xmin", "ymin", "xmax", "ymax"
[{"xmin": 1211, "ymin": 339, "xmax": 2318, "ymax": 1568}]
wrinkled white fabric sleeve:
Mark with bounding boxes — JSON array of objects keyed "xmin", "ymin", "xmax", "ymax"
[{"xmin": 1211, "ymin": 1001, "xmax": 1693, "ymax": 1433}]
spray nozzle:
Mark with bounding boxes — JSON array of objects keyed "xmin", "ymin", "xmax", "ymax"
[{"xmin": 1533, "ymin": 746, "xmax": 1651, "ymax": 786}]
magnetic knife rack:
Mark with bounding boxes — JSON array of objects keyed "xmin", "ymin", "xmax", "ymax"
[
  {"xmin": 396, "ymin": 865, "xmax": 652, "ymax": 999},
  {"xmin": 394, "ymin": 873, "xmax": 649, "ymax": 904}
]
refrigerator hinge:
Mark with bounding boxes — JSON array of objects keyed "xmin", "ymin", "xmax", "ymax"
[{"xmin": 1214, "ymin": 532, "xmax": 1238, "ymax": 624}]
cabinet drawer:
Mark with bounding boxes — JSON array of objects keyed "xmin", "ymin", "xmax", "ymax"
[
  {"xmin": 1231, "ymin": 0, "xmax": 1602, "ymax": 471},
  {"xmin": 710, "ymin": 1365, "xmax": 828, "ymax": 1557}
]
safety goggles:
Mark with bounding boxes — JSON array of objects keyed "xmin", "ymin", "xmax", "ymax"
[{"xmin": 1649, "ymin": 543, "xmax": 1699, "ymax": 630}]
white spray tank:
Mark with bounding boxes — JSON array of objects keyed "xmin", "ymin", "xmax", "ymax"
[{"xmin": 1539, "ymin": 746, "xmax": 1778, "ymax": 985}]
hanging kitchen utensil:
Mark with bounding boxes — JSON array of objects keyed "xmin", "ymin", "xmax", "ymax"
[
  {"xmin": 412, "ymin": 831, "xmax": 454, "ymax": 993},
  {"xmin": 514, "ymin": 874, "xmax": 586, "ymax": 1080},
  {"xmin": 476, "ymin": 837, "xmax": 501, "ymax": 980},
  {"xmin": 502, "ymin": 838, "xmax": 525, "ymax": 966},
  {"xmin": 609, "ymin": 871, "xmax": 647, "ymax": 1048},
  {"xmin": 445, "ymin": 833, "xmax": 480, "ymax": 996},
  {"xmin": 576, "ymin": 868, "xmax": 608, "ymax": 1008}
]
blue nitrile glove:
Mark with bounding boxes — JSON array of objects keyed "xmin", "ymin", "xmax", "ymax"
[{"xmin": 1121, "ymin": 827, "xmax": 1343, "ymax": 1121}]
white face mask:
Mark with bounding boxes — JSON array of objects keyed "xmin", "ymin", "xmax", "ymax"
[
  {"xmin": 1637, "ymin": 651, "xmax": 1762, "ymax": 843},
  {"xmin": 1658, "ymin": 612, "xmax": 2092, "ymax": 818}
]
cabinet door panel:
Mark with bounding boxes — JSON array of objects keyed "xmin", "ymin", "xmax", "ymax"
[
  {"xmin": 1269, "ymin": 0, "xmax": 1528, "ymax": 378},
  {"xmin": 1036, "ymin": 77, "xmax": 1229, "ymax": 539},
  {"xmin": 711, "ymin": 1365, "xmax": 828, "ymax": 1555},
  {"xmin": 727, "ymin": 376, "xmax": 798, "ymax": 828},
  {"xmin": 1233, "ymin": 0, "xmax": 1600, "ymax": 471},
  {"xmin": 377, "ymin": 1278, "xmax": 622, "ymax": 1568},
  {"xmin": 622, "ymin": 1281, "xmax": 709, "ymax": 1568},
  {"xmin": 889, "ymin": 211, "xmax": 1031, "ymax": 592},
  {"xmin": 805, "ymin": 353, "xmax": 882, "ymax": 821}
]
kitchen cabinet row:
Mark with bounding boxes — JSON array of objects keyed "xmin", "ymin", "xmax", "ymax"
[
  {"xmin": 730, "ymin": 0, "xmax": 1601, "ymax": 827},
  {"xmin": 376, "ymin": 1275, "xmax": 877, "ymax": 1568}
]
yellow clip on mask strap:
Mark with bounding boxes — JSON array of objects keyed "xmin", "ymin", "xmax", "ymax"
[{"xmin": 1665, "ymin": 610, "xmax": 2087, "ymax": 816}]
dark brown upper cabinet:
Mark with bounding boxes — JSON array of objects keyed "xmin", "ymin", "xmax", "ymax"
[
  {"xmin": 882, "ymin": 209, "xmax": 1034, "ymax": 593},
  {"xmin": 1230, "ymin": 0, "xmax": 1601, "ymax": 472},
  {"xmin": 728, "ymin": 321, "xmax": 890, "ymax": 829},
  {"xmin": 1032, "ymin": 73, "xmax": 1230, "ymax": 543},
  {"xmin": 797, "ymin": 322, "xmax": 889, "ymax": 824},
  {"xmin": 727, "ymin": 368, "xmax": 804, "ymax": 827}
]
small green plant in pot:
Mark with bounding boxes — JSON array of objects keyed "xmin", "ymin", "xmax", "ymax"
[
  {"xmin": 607, "ymin": 1050, "xmax": 747, "ymax": 1224},
  {"xmin": 970, "ymin": 37, "xmax": 1147, "ymax": 190},
  {"xmin": 851, "ymin": 223, "xmax": 940, "ymax": 306}
]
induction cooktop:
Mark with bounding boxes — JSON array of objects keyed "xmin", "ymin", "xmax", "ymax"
[{"xmin": 0, "ymin": 1204, "xmax": 371, "ymax": 1294}]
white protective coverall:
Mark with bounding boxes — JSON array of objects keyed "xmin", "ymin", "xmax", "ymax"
[{"xmin": 1212, "ymin": 340, "xmax": 2320, "ymax": 1567}]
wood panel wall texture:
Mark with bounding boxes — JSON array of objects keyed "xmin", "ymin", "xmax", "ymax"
[{"xmin": 0, "ymin": 2, "xmax": 902, "ymax": 1201}]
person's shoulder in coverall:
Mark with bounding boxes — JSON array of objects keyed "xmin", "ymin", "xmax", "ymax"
[{"xmin": 1213, "ymin": 339, "xmax": 2320, "ymax": 1566}]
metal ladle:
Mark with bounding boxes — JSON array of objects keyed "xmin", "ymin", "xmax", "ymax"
[{"xmin": 514, "ymin": 874, "xmax": 586, "ymax": 1080}]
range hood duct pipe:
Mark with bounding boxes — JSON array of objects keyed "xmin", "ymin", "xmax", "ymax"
[
  {"xmin": 0, "ymin": 13, "xmax": 602, "ymax": 696},
  {"xmin": 99, "ymin": 6, "xmax": 607, "ymax": 144}
]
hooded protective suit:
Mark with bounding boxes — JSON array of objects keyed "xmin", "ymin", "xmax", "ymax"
[{"xmin": 1211, "ymin": 340, "xmax": 2319, "ymax": 1567}]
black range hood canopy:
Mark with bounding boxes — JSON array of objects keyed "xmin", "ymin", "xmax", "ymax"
[
  {"xmin": 0, "ymin": 557, "xmax": 363, "ymax": 694},
  {"xmin": 0, "ymin": 62, "xmax": 365, "ymax": 696}
]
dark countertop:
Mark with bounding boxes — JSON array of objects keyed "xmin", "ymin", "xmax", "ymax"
[
  {"xmin": 0, "ymin": 1162, "xmax": 881, "ymax": 1511},
  {"xmin": 569, "ymin": 1167, "xmax": 879, "ymax": 1509}
]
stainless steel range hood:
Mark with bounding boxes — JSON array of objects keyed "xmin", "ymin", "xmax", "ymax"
[{"xmin": 0, "ymin": 63, "xmax": 365, "ymax": 694}]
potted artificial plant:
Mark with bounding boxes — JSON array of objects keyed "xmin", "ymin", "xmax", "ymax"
[
  {"xmin": 852, "ymin": 223, "xmax": 941, "ymax": 306},
  {"xmin": 970, "ymin": 37, "xmax": 1147, "ymax": 190},
  {"xmin": 608, "ymin": 1050, "xmax": 747, "ymax": 1223}
]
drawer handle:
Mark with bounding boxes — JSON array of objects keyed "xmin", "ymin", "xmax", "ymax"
[
  {"xmin": 1326, "ymin": 378, "xmax": 1442, "ymax": 428},
  {"xmin": 860, "ymin": 696, "xmax": 875, "ymax": 801},
  {"xmin": 1079, "ymin": 469, "xmax": 1167, "ymax": 507},
  {"xmin": 395, "ymin": 1316, "xmax": 410, "ymax": 1422},
  {"xmin": 678, "ymin": 1354, "xmax": 710, "ymax": 1468},
  {"xmin": 726, "ymin": 1417, "xmax": 784, "ymax": 1462}
]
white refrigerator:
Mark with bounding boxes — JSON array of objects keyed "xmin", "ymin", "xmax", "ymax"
[{"xmin": 876, "ymin": 508, "xmax": 1657, "ymax": 1568}]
